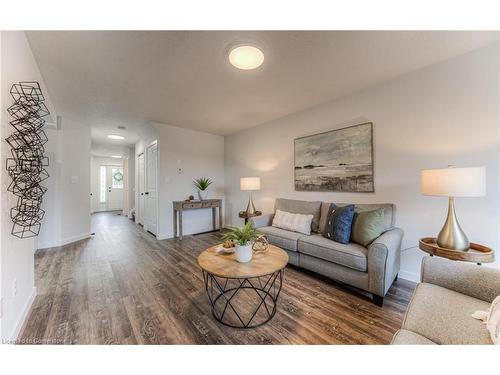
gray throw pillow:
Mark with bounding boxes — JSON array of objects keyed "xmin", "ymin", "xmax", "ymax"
[{"xmin": 351, "ymin": 208, "xmax": 385, "ymax": 247}]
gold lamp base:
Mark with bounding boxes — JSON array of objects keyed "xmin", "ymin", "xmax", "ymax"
[
  {"xmin": 437, "ymin": 197, "xmax": 470, "ymax": 252},
  {"xmin": 245, "ymin": 192, "xmax": 256, "ymax": 215}
]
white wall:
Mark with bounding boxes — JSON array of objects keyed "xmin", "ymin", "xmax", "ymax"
[
  {"xmin": 0, "ymin": 31, "xmax": 56, "ymax": 341},
  {"xmin": 154, "ymin": 122, "xmax": 225, "ymax": 239},
  {"xmin": 36, "ymin": 127, "xmax": 62, "ymax": 249},
  {"xmin": 225, "ymin": 44, "xmax": 500, "ymax": 282},
  {"xmin": 60, "ymin": 118, "xmax": 91, "ymax": 244},
  {"xmin": 37, "ymin": 117, "xmax": 91, "ymax": 249}
]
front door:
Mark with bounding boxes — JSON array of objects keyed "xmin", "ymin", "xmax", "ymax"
[
  {"xmin": 106, "ymin": 166, "xmax": 124, "ymax": 211},
  {"xmin": 98, "ymin": 165, "xmax": 124, "ymax": 212}
]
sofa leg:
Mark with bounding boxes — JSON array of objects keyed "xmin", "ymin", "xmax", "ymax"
[{"xmin": 373, "ymin": 294, "xmax": 384, "ymax": 307}]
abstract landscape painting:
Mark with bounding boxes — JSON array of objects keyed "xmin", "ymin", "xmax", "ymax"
[{"xmin": 294, "ymin": 123, "xmax": 374, "ymax": 192}]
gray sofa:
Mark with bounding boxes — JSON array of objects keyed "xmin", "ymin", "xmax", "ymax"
[
  {"xmin": 392, "ymin": 256, "xmax": 500, "ymax": 344},
  {"xmin": 250, "ymin": 198, "xmax": 403, "ymax": 306}
]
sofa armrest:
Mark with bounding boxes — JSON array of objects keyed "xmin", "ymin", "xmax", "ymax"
[
  {"xmin": 250, "ymin": 213, "xmax": 274, "ymax": 229},
  {"xmin": 367, "ymin": 228, "xmax": 403, "ymax": 296},
  {"xmin": 421, "ymin": 256, "xmax": 500, "ymax": 303}
]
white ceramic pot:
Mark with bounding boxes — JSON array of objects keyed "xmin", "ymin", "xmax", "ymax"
[
  {"xmin": 198, "ymin": 190, "xmax": 208, "ymax": 200},
  {"xmin": 235, "ymin": 243, "xmax": 253, "ymax": 263}
]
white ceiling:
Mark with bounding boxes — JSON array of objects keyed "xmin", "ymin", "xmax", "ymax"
[
  {"xmin": 90, "ymin": 140, "xmax": 131, "ymax": 159},
  {"xmin": 27, "ymin": 31, "xmax": 498, "ymax": 146}
]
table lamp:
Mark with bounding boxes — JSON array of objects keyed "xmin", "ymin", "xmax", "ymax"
[
  {"xmin": 420, "ymin": 166, "xmax": 485, "ymax": 251},
  {"xmin": 240, "ymin": 177, "xmax": 261, "ymax": 215}
]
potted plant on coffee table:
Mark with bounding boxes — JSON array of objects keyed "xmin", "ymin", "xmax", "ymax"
[
  {"xmin": 222, "ymin": 222, "xmax": 261, "ymax": 263},
  {"xmin": 193, "ymin": 177, "xmax": 212, "ymax": 200}
]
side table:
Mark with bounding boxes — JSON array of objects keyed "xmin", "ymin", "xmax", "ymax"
[
  {"xmin": 238, "ymin": 210, "xmax": 262, "ymax": 224},
  {"xmin": 419, "ymin": 237, "xmax": 495, "ymax": 265}
]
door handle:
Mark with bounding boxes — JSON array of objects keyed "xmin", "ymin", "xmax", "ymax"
[{"xmin": 145, "ymin": 192, "xmax": 149, "ymax": 195}]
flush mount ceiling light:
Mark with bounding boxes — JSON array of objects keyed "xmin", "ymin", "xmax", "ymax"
[
  {"xmin": 111, "ymin": 155, "xmax": 122, "ymax": 158},
  {"xmin": 107, "ymin": 134, "xmax": 124, "ymax": 140},
  {"xmin": 228, "ymin": 44, "xmax": 264, "ymax": 70}
]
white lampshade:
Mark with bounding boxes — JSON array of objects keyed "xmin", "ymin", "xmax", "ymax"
[
  {"xmin": 421, "ymin": 167, "xmax": 486, "ymax": 197},
  {"xmin": 240, "ymin": 177, "xmax": 261, "ymax": 191}
]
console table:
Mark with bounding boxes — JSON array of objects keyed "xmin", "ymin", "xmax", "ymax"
[{"xmin": 173, "ymin": 199, "xmax": 222, "ymax": 240}]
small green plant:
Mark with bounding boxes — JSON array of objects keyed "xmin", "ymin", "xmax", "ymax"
[
  {"xmin": 193, "ymin": 177, "xmax": 213, "ymax": 191},
  {"xmin": 222, "ymin": 222, "xmax": 260, "ymax": 246}
]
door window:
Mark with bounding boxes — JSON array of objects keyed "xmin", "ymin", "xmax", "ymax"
[
  {"xmin": 112, "ymin": 168, "xmax": 124, "ymax": 189},
  {"xmin": 99, "ymin": 166, "xmax": 107, "ymax": 203}
]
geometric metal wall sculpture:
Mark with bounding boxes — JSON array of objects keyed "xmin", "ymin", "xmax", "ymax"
[{"xmin": 5, "ymin": 81, "xmax": 50, "ymax": 238}]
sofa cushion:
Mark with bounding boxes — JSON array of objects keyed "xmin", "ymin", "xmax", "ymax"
[
  {"xmin": 275, "ymin": 198, "xmax": 321, "ymax": 233},
  {"xmin": 391, "ymin": 329, "xmax": 436, "ymax": 345},
  {"xmin": 322, "ymin": 204, "xmax": 355, "ymax": 244},
  {"xmin": 403, "ymin": 283, "xmax": 492, "ymax": 345},
  {"xmin": 351, "ymin": 208, "xmax": 385, "ymax": 246},
  {"xmin": 257, "ymin": 226, "xmax": 305, "ymax": 252},
  {"xmin": 298, "ymin": 234, "xmax": 368, "ymax": 272},
  {"xmin": 319, "ymin": 202, "xmax": 396, "ymax": 232}
]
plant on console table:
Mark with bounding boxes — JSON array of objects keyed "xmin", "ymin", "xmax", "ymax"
[
  {"xmin": 193, "ymin": 177, "xmax": 212, "ymax": 201},
  {"xmin": 222, "ymin": 222, "xmax": 261, "ymax": 263}
]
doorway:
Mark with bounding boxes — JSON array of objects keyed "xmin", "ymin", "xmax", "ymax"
[
  {"xmin": 136, "ymin": 141, "xmax": 158, "ymax": 236},
  {"xmin": 145, "ymin": 142, "xmax": 158, "ymax": 235},
  {"xmin": 137, "ymin": 153, "xmax": 145, "ymax": 225},
  {"xmin": 95, "ymin": 165, "xmax": 125, "ymax": 212}
]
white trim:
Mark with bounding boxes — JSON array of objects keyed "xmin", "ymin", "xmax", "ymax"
[
  {"xmin": 7, "ymin": 287, "xmax": 37, "ymax": 342},
  {"xmin": 156, "ymin": 233, "xmax": 171, "ymax": 240},
  {"xmin": 60, "ymin": 232, "xmax": 92, "ymax": 247},
  {"xmin": 398, "ymin": 270, "xmax": 420, "ymax": 283},
  {"xmin": 91, "ymin": 209, "xmax": 123, "ymax": 214},
  {"xmin": 37, "ymin": 232, "xmax": 92, "ymax": 251}
]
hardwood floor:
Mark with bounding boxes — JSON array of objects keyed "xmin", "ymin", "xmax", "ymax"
[{"xmin": 18, "ymin": 212, "xmax": 415, "ymax": 344}]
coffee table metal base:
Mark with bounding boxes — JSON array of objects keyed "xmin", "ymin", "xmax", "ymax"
[{"xmin": 202, "ymin": 269, "xmax": 284, "ymax": 328}]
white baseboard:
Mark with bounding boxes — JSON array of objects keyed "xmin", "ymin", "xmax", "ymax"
[
  {"xmin": 60, "ymin": 232, "xmax": 92, "ymax": 247},
  {"xmin": 398, "ymin": 270, "xmax": 420, "ymax": 283},
  {"xmin": 156, "ymin": 233, "xmax": 171, "ymax": 240},
  {"xmin": 8, "ymin": 287, "xmax": 37, "ymax": 342},
  {"xmin": 37, "ymin": 232, "xmax": 92, "ymax": 250}
]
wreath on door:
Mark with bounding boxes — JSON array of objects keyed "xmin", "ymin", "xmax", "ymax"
[{"xmin": 113, "ymin": 171, "xmax": 124, "ymax": 182}]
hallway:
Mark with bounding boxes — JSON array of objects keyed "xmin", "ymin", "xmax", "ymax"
[{"xmin": 18, "ymin": 212, "xmax": 414, "ymax": 344}]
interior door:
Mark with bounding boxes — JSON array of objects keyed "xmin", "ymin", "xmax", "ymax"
[
  {"xmin": 145, "ymin": 142, "xmax": 158, "ymax": 235},
  {"xmin": 106, "ymin": 166, "xmax": 124, "ymax": 211},
  {"xmin": 137, "ymin": 153, "xmax": 145, "ymax": 225}
]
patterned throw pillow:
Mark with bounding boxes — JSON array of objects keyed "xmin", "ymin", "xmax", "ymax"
[
  {"xmin": 272, "ymin": 209, "xmax": 314, "ymax": 235},
  {"xmin": 322, "ymin": 204, "xmax": 355, "ymax": 244}
]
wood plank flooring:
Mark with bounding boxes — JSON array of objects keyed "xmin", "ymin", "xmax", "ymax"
[{"xmin": 18, "ymin": 212, "xmax": 415, "ymax": 344}]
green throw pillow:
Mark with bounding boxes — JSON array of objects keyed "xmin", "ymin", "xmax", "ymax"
[{"xmin": 351, "ymin": 208, "xmax": 385, "ymax": 247}]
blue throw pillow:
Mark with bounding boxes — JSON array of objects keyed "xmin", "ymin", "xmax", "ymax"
[{"xmin": 322, "ymin": 204, "xmax": 355, "ymax": 244}]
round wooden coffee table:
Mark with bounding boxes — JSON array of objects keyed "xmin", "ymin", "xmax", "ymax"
[{"xmin": 198, "ymin": 244, "xmax": 288, "ymax": 328}]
